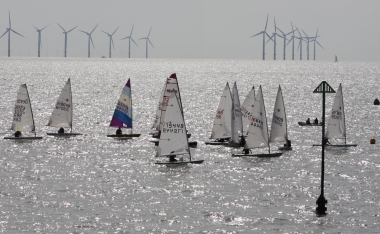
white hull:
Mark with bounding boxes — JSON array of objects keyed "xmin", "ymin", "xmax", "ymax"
[{"xmin": 47, "ymin": 132, "xmax": 82, "ymax": 137}]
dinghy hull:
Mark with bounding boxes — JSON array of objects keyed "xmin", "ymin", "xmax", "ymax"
[
  {"xmin": 298, "ymin": 122, "xmax": 322, "ymax": 126},
  {"xmin": 4, "ymin": 136, "xmax": 43, "ymax": 140},
  {"xmin": 107, "ymin": 134, "xmax": 141, "ymax": 138},
  {"xmin": 47, "ymin": 133, "xmax": 82, "ymax": 137},
  {"xmin": 312, "ymin": 144, "xmax": 357, "ymax": 147},
  {"xmin": 232, "ymin": 152, "xmax": 283, "ymax": 157},
  {"xmin": 155, "ymin": 160, "xmax": 204, "ymax": 165}
]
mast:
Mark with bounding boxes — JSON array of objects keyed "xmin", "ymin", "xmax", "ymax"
[
  {"xmin": 69, "ymin": 78, "xmax": 73, "ymax": 132},
  {"xmin": 25, "ymin": 84, "xmax": 36, "ymax": 136}
]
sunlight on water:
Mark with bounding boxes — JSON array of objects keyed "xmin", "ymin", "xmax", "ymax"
[{"xmin": 0, "ymin": 57, "xmax": 379, "ymax": 232}]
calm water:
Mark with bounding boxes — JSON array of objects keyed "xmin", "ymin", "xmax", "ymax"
[{"xmin": 0, "ymin": 57, "xmax": 380, "ymax": 233}]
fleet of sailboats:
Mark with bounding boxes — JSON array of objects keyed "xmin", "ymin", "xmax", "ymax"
[
  {"xmin": 46, "ymin": 78, "xmax": 82, "ymax": 137},
  {"xmin": 4, "ymin": 84, "xmax": 42, "ymax": 140},
  {"xmin": 107, "ymin": 78, "xmax": 141, "ymax": 138}
]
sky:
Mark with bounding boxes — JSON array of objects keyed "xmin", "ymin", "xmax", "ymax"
[{"xmin": 0, "ymin": 0, "xmax": 379, "ymax": 61}]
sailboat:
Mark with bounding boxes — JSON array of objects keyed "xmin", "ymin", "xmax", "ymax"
[
  {"xmin": 107, "ymin": 78, "xmax": 141, "ymax": 138},
  {"xmin": 155, "ymin": 91, "xmax": 204, "ymax": 165},
  {"xmin": 228, "ymin": 82, "xmax": 244, "ymax": 147},
  {"xmin": 334, "ymin": 55, "xmax": 338, "ymax": 62},
  {"xmin": 241, "ymin": 85, "xmax": 255, "ymax": 134},
  {"xmin": 232, "ymin": 85, "xmax": 282, "ymax": 157},
  {"xmin": 4, "ymin": 84, "xmax": 42, "ymax": 140},
  {"xmin": 313, "ymin": 84, "xmax": 357, "ymax": 147},
  {"xmin": 270, "ymin": 85, "xmax": 292, "ymax": 150},
  {"xmin": 150, "ymin": 73, "xmax": 195, "ymax": 146},
  {"xmin": 205, "ymin": 82, "xmax": 232, "ymax": 145},
  {"xmin": 46, "ymin": 78, "xmax": 82, "ymax": 136}
]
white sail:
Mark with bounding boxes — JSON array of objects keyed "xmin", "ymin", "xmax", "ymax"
[
  {"xmin": 11, "ymin": 84, "xmax": 36, "ymax": 132},
  {"xmin": 157, "ymin": 92, "xmax": 190, "ymax": 159},
  {"xmin": 151, "ymin": 82, "xmax": 166, "ymax": 130},
  {"xmin": 231, "ymin": 82, "xmax": 243, "ymax": 144},
  {"xmin": 159, "ymin": 74, "xmax": 183, "ymax": 133},
  {"xmin": 241, "ymin": 86, "xmax": 255, "ymax": 133},
  {"xmin": 245, "ymin": 85, "xmax": 269, "ymax": 149},
  {"xmin": 326, "ymin": 83, "xmax": 345, "ymax": 139},
  {"xmin": 210, "ymin": 82, "xmax": 232, "ymax": 139},
  {"xmin": 48, "ymin": 78, "xmax": 72, "ymax": 128},
  {"xmin": 270, "ymin": 85, "xmax": 288, "ymax": 142}
]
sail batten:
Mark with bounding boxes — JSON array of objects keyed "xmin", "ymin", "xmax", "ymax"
[{"xmin": 110, "ymin": 79, "xmax": 133, "ymax": 128}]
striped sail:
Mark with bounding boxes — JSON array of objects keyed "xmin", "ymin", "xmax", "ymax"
[
  {"xmin": 11, "ymin": 84, "xmax": 36, "ymax": 132},
  {"xmin": 110, "ymin": 79, "xmax": 133, "ymax": 128},
  {"xmin": 48, "ymin": 78, "xmax": 72, "ymax": 128}
]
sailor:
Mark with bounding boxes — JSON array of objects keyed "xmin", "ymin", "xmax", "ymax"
[
  {"xmin": 14, "ymin": 131, "xmax": 22, "ymax": 137},
  {"xmin": 243, "ymin": 148, "xmax": 250, "ymax": 155},
  {"xmin": 314, "ymin": 118, "xmax": 319, "ymax": 124},
  {"xmin": 240, "ymin": 135, "xmax": 246, "ymax": 147},
  {"xmin": 116, "ymin": 128, "xmax": 122, "ymax": 135},
  {"xmin": 58, "ymin": 127, "xmax": 64, "ymax": 134},
  {"xmin": 169, "ymin": 155, "xmax": 177, "ymax": 162},
  {"xmin": 324, "ymin": 138, "xmax": 330, "ymax": 145},
  {"xmin": 306, "ymin": 118, "xmax": 311, "ymax": 125},
  {"xmin": 284, "ymin": 139, "xmax": 291, "ymax": 147}
]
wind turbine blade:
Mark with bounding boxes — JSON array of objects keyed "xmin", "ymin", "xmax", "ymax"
[
  {"xmin": 316, "ymin": 40, "xmax": 324, "ymax": 49},
  {"xmin": 297, "ymin": 28, "xmax": 302, "ymax": 37},
  {"xmin": 148, "ymin": 39, "xmax": 154, "ymax": 49},
  {"xmin": 274, "ymin": 17, "xmax": 276, "ymax": 30},
  {"xmin": 67, "ymin": 26, "xmax": 77, "ymax": 33},
  {"xmin": 120, "ymin": 36, "xmax": 129, "ymax": 40},
  {"xmin": 90, "ymin": 35, "xmax": 95, "ymax": 49},
  {"xmin": 264, "ymin": 14, "xmax": 269, "ymax": 31},
  {"xmin": 91, "ymin": 23, "xmax": 99, "ymax": 34},
  {"xmin": 11, "ymin": 29, "xmax": 24, "ymax": 38},
  {"xmin": 265, "ymin": 32, "xmax": 272, "ymax": 40},
  {"xmin": 79, "ymin": 30, "xmax": 88, "ymax": 34},
  {"xmin": 147, "ymin": 26, "xmax": 152, "ymax": 38},
  {"xmin": 57, "ymin": 23, "xmax": 66, "ymax": 32},
  {"xmin": 315, "ymin": 27, "xmax": 319, "ymax": 38},
  {"xmin": 301, "ymin": 29, "xmax": 308, "ymax": 37},
  {"xmin": 8, "ymin": 11, "xmax": 11, "ymax": 28},
  {"xmin": 32, "ymin": 24, "xmax": 38, "ymax": 30},
  {"xmin": 41, "ymin": 25, "xmax": 49, "ymax": 31},
  {"xmin": 285, "ymin": 29, "xmax": 296, "ymax": 36},
  {"xmin": 251, "ymin": 31, "xmax": 263, "ymax": 38},
  {"xmin": 111, "ymin": 37, "xmax": 115, "ymax": 50},
  {"xmin": 285, "ymin": 37, "xmax": 292, "ymax": 47},
  {"xmin": 139, "ymin": 37, "xmax": 146, "ymax": 40},
  {"xmin": 111, "ymin": 26, "xmax": 119, "ymax": 35},
  {"xmin": 131, "ymin": 37, "xmax": 138, "ymax": 47},
  {"xmin": 102, "ymin": 30, "xmax": 110, "ymax": 35},
  {"xmin": 130, "ymin": 24, "xmax": 134, "ymax": 36},
  {"xmin": 0, "ymin": 30, "xmax": 8, "ymax": 39},
  {"xmin": 276, "ymin": 27, "xmax": 284, "ymax": 35}
]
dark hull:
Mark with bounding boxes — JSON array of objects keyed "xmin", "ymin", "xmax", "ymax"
[
  {"xmin": 155, "ymin": 160, "xmax": 204, "ymax": 165},
  {"xmin": 47, "ymin": 133, "xmax": 82, "ymax": 137},
  {"xmin": 232, "ymin": 152, "xmax": 283, "ymax": 157},
  {"xmin": 298, "ymin": 122, "xmax": 322, "ymax": 126},
  {"xmin": 312, "ymin": 144, "xmax": 357, "ymax": 147},
  {"xmin": 107, "ymin": 134, "xmax": 141, "ymax": 138},
  {"xmin": 4, "ymin": 136, "xmax": 43, "ymax": 140}
]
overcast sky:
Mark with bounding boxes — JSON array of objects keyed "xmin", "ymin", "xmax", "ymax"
[{"xmin": 1, "ymin": 0, "xmax": 379, "ymax": 61}]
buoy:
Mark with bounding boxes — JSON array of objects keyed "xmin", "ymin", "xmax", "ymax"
[
  {"xmin": 374, "ymin": 99, "xmax": 380, "ymax": 105},
  {"xmin": 370, "ymin": 138, "xmax": 376, "ymax": 144}
]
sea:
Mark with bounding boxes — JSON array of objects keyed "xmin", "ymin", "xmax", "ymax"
[{"xmin": 0, "ymin": 57, "xmax": 379, "ymax": 233}]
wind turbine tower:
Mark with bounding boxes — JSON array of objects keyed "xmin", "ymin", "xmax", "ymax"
[
  {"xmin": 277, "ymin": 24, "xmax": 296, "ymax": 60},
  {"xmin": 301, "ymin": 29, "xmax": 316, "ymax": 60},
  {"xmin": 312, "ymin": 28, "xmax": 324, "ymax": 60},
  {"xmin": 296, "ymin": 28, "xmax": 305, "ymax": 60},
  {"xmin": 79, "ymin": 24, "xmax": 98, "ymax": 58},
  {"xmin": 32, "ymin": 25, "xmax": 49, "ymax": 57},
  {"xmin": 57, "ymin": 24, "xmax": 77, "ymax": 57},
  {"xmin": 139, "ymin": 27, "xmax": 154, "ymax": 58},
  {"xmin": 121, "ymin": 24, "xmax": 138, "ymax": 58},
  {"xmin": 0, "ymin": 11, "xmax": 24, "ymax": 57},
  {"xmin": 251, "ymin": 14, "xmax": 271, "ymax": 60},
  {"xmin": 102, "ymin": 27, "xmax": 119, "ymax": 58}
]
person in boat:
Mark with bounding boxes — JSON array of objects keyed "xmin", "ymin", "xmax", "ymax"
[
  {"xmin": 169, "ymin": 155, "xmax": 177, "ymax": 162},
  {"xmin": 324, "ymin": 138, "xmax": 330, "ymax": 145},
  {"xmin": 314, "ymin": 118, "xmax": 319, "ymax": 125},
  {"xmin": 14, "ymin": 131, "xmax": 22, "ymax": 137},
  {"xmin": 58, "ymin": 127, "xmax": 64, "ymax": 134},
  {"xmin": 116, "ymin": 128, "xmax": 122, "ymax": 135},
  {"xmin": 306, "ymin": 118, "xmax": 311, "ymax": 125},
  {"xmin": 243, "ymin": 148, "xmax": 250, "ymax": 155},
  {"xmin": 239, "ymin": 135, "xmax": 246, "ymax": 147},
  {"xmin": 284, "ymin": 139, "xmax": 291, "ymax": 147}
]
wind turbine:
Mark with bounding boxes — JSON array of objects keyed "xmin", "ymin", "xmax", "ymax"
[
  {"xmin": 301, "ymin": 29, "xmax": 316, "ymax": 60},
  {"xmin": 32, "ymin": 24, "xmax": 49, "ymax": 57},
  {"xmin": 139, "ymin": 27, "xmax": 154, "ymax": 59},
  {"xmin": 0, "ymin": 11, "xmax": 24, "ymax": 57},
  {"xmin": 296, "ymin": 28, "xmax": 306, "ymax": 60},
  {"xmin": 312, "ymin": 28, "xmax": 324, "ymax": 60},
  {"xmin": 102, "ymin": 27, "xmax": 119, "ymax": 58},
  {"xmin": 57, "ymin": 24, "xmax": 77, "ymax": 57},
  {"xmin": 79, "ymin": 24, "xmax": 98, "ymax": 58},
  {"xmin": 251, "ymin": 14, "xmax": 271, "ymax": 60},
  {"xmin": 121, "ymin": 24, "xmax": 138, "ymax": 58},
  {"xmin": 277, "ymin": 24, "xmax": 296, "ymax": 60}
]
